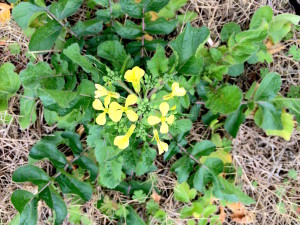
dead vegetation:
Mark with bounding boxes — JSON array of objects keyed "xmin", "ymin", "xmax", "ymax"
[{"xmin": 1, "ymin": 0, "xmax": 299, "ymax": 224}]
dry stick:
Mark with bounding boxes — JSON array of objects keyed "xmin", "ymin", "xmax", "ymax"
[{"xmin": 45, "ymin": 8, "xmax": 79, "ymax": 40}]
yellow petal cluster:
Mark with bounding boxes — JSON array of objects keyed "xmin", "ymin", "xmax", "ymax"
[
  {"xmin": 148, "ymin": 102, "xmax": 174, "ymax": 134},
  {"xmin": 109, "ymin": 94, "xmax": 138, "ymax": 122},
  {"xmin": 114, "ymin": 124, "xmax": 136, "ymax": 149},
  {"xmin": 124, "ymin": 66, "xmax": 145, "ymax": 93},
  {"xmin": 92, "ymin": 99, "xmax": 110, "ymax": 125},
  {"xmin": 163, "ymin": 82, "xmax": 186, "ymax": 100},
  {"xmin": 153, "ymin": 129, "xmax": 168, "ymax": 155},
  {"xmin": 95, "ymin": 84, "xmax": 120, "ymax": 106}
]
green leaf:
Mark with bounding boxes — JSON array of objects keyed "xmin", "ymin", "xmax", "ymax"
[
  {"xmin": 63, "ymin": 43, "xmax": 99, "ymax": 81},
  {"xmin": 12, "ymin": 2, "xmax": 45, "ymax": 29},
  {"xmin": 97, "ymin": 40, "xmax": 134, "ymax": 70},
  {"xmin": 56, "ymin": 172, "xmax": 93, "ymax": 201},
  {"xmin": 224, "ymin": 105, "xmax": 246, "ymax": 137},
  {"xmin": 136, "ymin": 145, "xmax": 157, "ymax": 176},
  {"xmin": 61, "ymin": 131, "xmax": 83, "ymax": 155},
  {"xmin": 177, "ymin": 55, "xmax": 204, "ymax": 76},
  {"xmin": 158, "ymin": 0, "xmax": 187, "ymax": 19},
  {"xmin": 170, "ymin": 23, "xmax": 209, "ymax": 66},
  {"xmin": 39, "ymin": 187, "xmax": 67, "ymax": 225},
  {"xmin": 272, "ymin": 97, "xmax": 300, "ymax": 120},
  {"xmin": 71, "ymin": 18, "xmax": 103, "ymax": 37},
  {"xmin": 12, "ymin": 165, "xmax": 50, "ymax": 185},
  {"xmin": 266, "ymin": 111, "xmax": 294, "ymax": 141},
  {"xmin": 254, "ymin": 72, "xmax": 281, "ymax": 101},
  {"xmin": 250, "ymin": 6, "xmax": 273, "ymax": 29},
  {"xmin": 206, "ymin": 85, "xmax": 242, "ymax": 114},
  {"xmin": 235, "ymin": 20, "xmax": 269, "ymax": 44},
  {"xmin": 19, "ymin": 89, "xmax": 37, "ymax": 129},
  {"xmin": 50, "ymin": 0, "xmax": 84, "ymax": 20},
  {"xmin": 143, "ymin": 0, "xmax": 169, "ymax": 12},
  {"xmin": 29, "ymin": 20, "xmax": 63, "ymax": 51},
  {"xmin": 147, "ymin": 45, "xmax": 169, "ymax": 77},
  {"xmin": 19, "ymin": 196, "xmax": 39, "ymax": 225},
  {"xmin": 126, "ymin": 206, "xmax": 146, "ymax": 225},
  {"xmin": 220, "ymin": 22, "xmax": 241, "ymax": 42},
  {"xmin": 145, "ymin": 18, "xmax": 177, "ymax": 35},
  {"xmin": 87, "ymin": 125, "xmax": 104, "ymax": 148},
  {"xmin": 120, "ymin": 0, "xmax": 143, "ymax": 18},
  {"xmin": 113, "ymin": 21, "xmax": 142, "ymax": 39},
  {"xmin": 288, "ymin": 45, "xmax": 300, "ymax": 61},
  {"xmin": 254, "ymin": 101, "xmax": 283, "ymax": 130},
  {"xmin": 228, "ymin": 63, "xmax": 244, "ymax": 77},
  {"xmin": 74, "ymin": 156, "xmax": 99, "ymax": 181},
  {"xmin": 174, "ymin": 182, "xmax": 197, "ymax": 203},
  {"xmin": 191, "ymin": 140, "xmax": 216, "ymax": 158},
  {"xmin": 0, "ymin": 63, "xmax": 20, "ymax": 111},
  {"xmin": 171, "ymin": 156, "xmax": 194, "ymax": 183},
  {"xmin": 29, "ymin": 142, "xmax": 67, "ymax": 168},
  {"xmin": 170, "ymin": 119, "xmax": 193, "ymax": 135},
  {"xmin": 95, "ymin": 142, "xmax": 123, "ymax": 188},
  {"xmin": 177, "ymin": 11, "xmax": 198, "ymax": 24},
  {"xmin": 11, "ymin": 190, "xmax": 35, "ymax": 213}
]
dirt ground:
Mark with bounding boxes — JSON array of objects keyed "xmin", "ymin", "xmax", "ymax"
[{"xmin": 1, "ymin": 0, "xmax": 299, "ymax": 224}]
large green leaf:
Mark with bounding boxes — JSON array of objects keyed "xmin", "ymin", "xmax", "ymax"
[
  {"xmin": 174, "ymin": 182, "xmax": 197, "ymax": 203},
  {"xmin": 12, "ymin": 165, "xmax": 50, "ymax": 186},
  {"xmin": 220, "ymin": 22, "xmax": 241, "ymax": 42},
  {"xmin": 56, "ymin": 172, "xmax": 93, "ymax": 201},
  {"xmin": 0, "ymin": 63, "xmax": 20, "ymax": 111},
  {"xmin": 29, "ymin": 20, "xmax": 63, "ymax": 51},
  {"xmin": 126, "ymin": 206, "xmax": 146, "ymax": 225},
  {"xmin": 113, "ymin": 20, "xmax": 142, "ymax": 39},
  {"xmin": 250, "ymin": 6, "xmax": 273, "ymax": 29},
  {"xmin": 97, "ymin": 40, "xmax": 134, "ymax": 70},
  {"xmin": 135, "ymin": 145, "xmax": 157, "ymax": 176},
  {"xmin": 71, "ymin": 18, "xmax": 103, "ymax": 37},
  {"xmin": 12, "ymin": 2, "xmax": 45, "ymax": 29},
  {"xmin": 50, "ymin": 0, "xmax": 84, "ymax": 20},
  {"xmin": 254, "ymin": 101, "xmax": 283, "ymax": 130},
  {"xmin": 11, "ymin": 190, "xmax": 35, "ymax": 213},
  {"xmin": 19, "ymin": 197, "xmax": 38, "ymax": 225},
  {"xmin": 254, "ymin": 72, "xmax": 281, "ymax": 101},
  {"xmin": 170, "ymin": 23, "xmax": 209, "ymax": 65},
  {"xmin": 206, "ymin": 85, "xmax": 243, "ymax": 114},
  {"xmin": 147, "ymin": 45, "xmax": 169, "ymax": 77},
  {"xmin": 171, "ymin": 156, "xmax": 195, "ymax": 183},
  {"xmin": 29, "ymin": 142, "xmax": 67, "ymax": 168},
  {"xmin": 73, "ymin": 156, "xmax": 99, "ymax": 182},
  {"xmin": 191, "ymin": 140, "xmax": 216, "ymax": 158},
  {"xmin": 145, "ymin": 18, "xmax": 177, "ymax": 35},
  {"xmin": 61, "ymin": 131, "xmax": 83, "ymax": 154},
  {"xmin": 143, "ymin": 0, "xmax": 169, "ymax": 12},
  {"xmin": 272, "ymin": 97, "xmax": 300, "ymax": 119},
  {"xmin": 63, "ymin": 43, "xmax": 100, "ymax": 82},
  {"xmin": 120, "ymin": 0, "xmax": 143, "ymax": 18},
  {"xmin": 235, "ymin": 20, "xmax": 269, "ymax": 44},
  {"xmin": 19, "ymin": 89, "xmax": 37, "ymax": 129},
  {"xmin": 224, "ymin": 105, "xmax": 246, "ymax": 137}
]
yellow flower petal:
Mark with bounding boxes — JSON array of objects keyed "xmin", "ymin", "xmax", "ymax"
[
  {"xmin": 160, "ymin": 122, "xmax": 169, "ymax": 134},
  {"xmin": 114, "ymin": 135, "xmax": 129, "ymax": 150},
  {"xmin": 172, "ymin": 82, "xmax": 186, "ymax": 97},
  {"xmin": 125, "ymin": 94, "xmax": 138, "ymax": 106},
  {"xmin": 95, "ymin": 84, "xmax": 108, "ymax": 98},
  {"xmin": 92, "ymin": 99, "xmax": 104, "ymax": 111},
  {"xmin": 104, "ymin": 95, "xmax": 111, "ymax": 107},
  {"xmin": 132, "ymin": 81, "xmax": 141, "ymax": 93},
  {"xmin": 166, "ymin": 115, "xmax": 174, "ymax": 125},
  {"xmin": 110, "ymin": 91, "xmax": 120, "ymax": 99},
  {"xmin": 126, "ymin": 109, "xmax": 138, "ymax": 122},
  {"xmin": 148, "ymin": 116, "xmax": 161, "ymax": 125},
  {"xmin": 96, "ymin": 112, "xmax": 107, "ymax": 125},
  {"xmin": 159, "ymin": 102, "xmax": 169, "ymax": 116},
  {"xmin": 109, "ymin": 102, "xmax": 122, "ymax": 111},
  {"xmin": 109, "ymin": 109, "xmax": 123, "ymax": 122},
  {"xmin": 158, "ymin": 141, "xmax": 168, "ymax": 155},
  {"xmin": 132, "ymin": 66, "xmax": 145, "ymax": 79},
  {"xmin": 124, "ymin": 70, "xmax": 135, "ymax": 82},
  {"xmin": 126, "ymin": 124, "xmax": 136, "ymax": 137},
  {"xmin": 163, "ymin": 93, "xmax": 173, "ymax": 100}
]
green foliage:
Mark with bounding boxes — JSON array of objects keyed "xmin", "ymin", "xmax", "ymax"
[{"xmin": 9, "ymin": 2, "xmax": 299, "ymax": 224}]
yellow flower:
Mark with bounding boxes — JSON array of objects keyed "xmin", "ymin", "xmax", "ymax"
[
  {"xmin": 114, "ymin": 124, "xmax": 136, "ymax": 149},
  {"xmin": 94, "ymin": 84, "xmax": 120, "ymax": 106},
  {"xmin": 124, "ymin": 66, "xmax": 145, "ymax": 93},
  {"xmin": 148, "ymin": 102, "xmax": 174, "ymax": 134},
  {"xmin": 109, "ymin": 94, "xmax": 138, "ymax": 122},
  {"xmin": 93, "ymin": 99, "xmax": 110, "ymax": 125},
  {"xmin": 153, "ymin": 129, "xmax": 168, "ymax": 155},
  {"xmin": 163, "ymin": 82, "xmax": 186, "ymax": 100}
]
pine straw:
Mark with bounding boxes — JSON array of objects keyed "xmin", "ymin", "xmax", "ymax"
[{"xmin": 1, "ymin": 0, "xmax": 300, "ymax": 224}]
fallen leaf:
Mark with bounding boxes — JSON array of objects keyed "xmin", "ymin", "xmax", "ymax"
[
  {"xmin": 265, "ymin": 39, "xmax": 286, "ymax": 55},
  {"xmin": 151, "ymin": 190, "xmax": 161, "ymax": 203},
  {"xmin": 149, "ymin": 11, "xmax": 159, "ymax": 21},
  {"xmin": 227, "ymin": 202, "xmax": 254, "ymax": 224},
  {"xmin": 0, "ymin": 3, "xmax": 12, "ymax": 23},
  {"xmin": 144, "ymin": 34, "xmax": 153, "ymax": 41}
]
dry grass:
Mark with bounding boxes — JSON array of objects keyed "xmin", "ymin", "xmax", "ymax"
[{"xmin": 1, "ymin": 0, "xmax": 300, "ymax": 224}]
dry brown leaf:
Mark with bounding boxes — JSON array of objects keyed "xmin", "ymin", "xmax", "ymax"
[
  {"xmin": 265, "ymin": 39, "xmax": 286, "ymax": 55},
  {"xmin": 151, "ymin": 190, "xmax": 161, "ymax": 203},
  {"xmin": 0, "ymin": 3, "xmax": 12, "ymax": 23},
  {"xmin": 144, "ymin": 34, "xmax": 153, "ymax": 41},
  {"xmin": 227, "ymin": 202, "xmax": 254, "ymax": 224},
  {"xmin": 149, "ymin": 11, "xmax": 159, "ymax": 21}
]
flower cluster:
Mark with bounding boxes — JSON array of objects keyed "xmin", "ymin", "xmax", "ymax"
[{"xmin": 93, "ymin": 66, "xmax": 186, "ymax": 155}]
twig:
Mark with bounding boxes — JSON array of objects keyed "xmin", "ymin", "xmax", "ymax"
[{"xmin": 116, "ymin": 81, "xmax": 135, "ymax": 95}]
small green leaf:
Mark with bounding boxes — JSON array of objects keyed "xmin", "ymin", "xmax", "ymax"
[
  {"xmin": 158, "ymin": 0, "xmax": 187, "ymax": 19},
  {"xmin": 254, "ymin": 72, "xmax": 281, "ymax": 101},
  {"xmin": 56, "ymin": 172, "xmax": 93, "ymax": 201},
  {"xmin": 71, "ymin": 18, "xmax": 103, "ymax": 37},
  {"xmin": 74, "ymin": 156, "xmax": 99, "ymax": 181},
  {"xmin": 19, "ymin": 89, "xmax": 37, "ymax": 129},
  {"xmin": 12, "ymin": 165, "xmax": 50, "ymax": 185},
  {"xmin": 0, "ymin": 63, "xmax": 20, "ymax": 111},
  {"xmin": 250, "ymin": 6, "xmax": 273, "ymax": 29},
  {"xmin": 224, "ymin": 105, "xmax": 246, "ymax": 137},
  {"xmin": 191, "ymin": 140, "xmax": 216, "ymax": 158},
  {"xmin": 288, "ymin": 45, "xmax": 300, "ymax": 61},
  {"xmin": 145, "ymin": 18, "xmax": 177, "ymax": 35},
  {"xmin": 174, "ymin": 182, "xmax": 197, "ymax": 203},
  {"xmin": 254, "ymin": 102, "xmax": 283, "ymax": 130},
  {"xmin": 220, "ymin": 22, "xmax": 241, "ymax": 42},
  {"xmin": 29, "ymin": 142, "xmax": 67, "ymax": 168},
  {"xmin": 126, "ymin": 206, "xmax": 146, "ymax": 225},
  {"xmin": 11, "ymin": 190, "xmax": 35, "ymax": 213},
  {"xmin": 61, "ymin": 131, "xmax": 83, "ymax": 154},
  {"xmin": 136, "ymin": 145, "xmax": 157, "ymax": 176},
  {"xmin": 29, "ymin": 20, "xmax": 63, "ymax": 51},
  {"xmin": 20, "ymin": 197, "xmax": 38, "ymax": 225},
  {"xmin": 171, "ymin": 156, "xmax": 195, "ymax": 183},
  {"xmin": 147, "ymin": 45, "xmax": 169, "ymax": 77},
  {"xmin": 113, "ymin": 20, "xmax": 142, "ymax": 39},
  {"xmin": 170, "ymin": 119, "xmax": 193, "ymax": 135},
  {"xmin": 120, "ymin": 0, "xmax": 143, "ymax": 18},
  {"xmin": 206, "ymin": 85, "xmax": 243, "ymax": 114},
  {"xmin": 143, "ymin": 0, "xmax": 169, "ymax": 12},
  {"xmin": 50, "ymin": 0, "xmax": 84, "ymax": 20}
]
